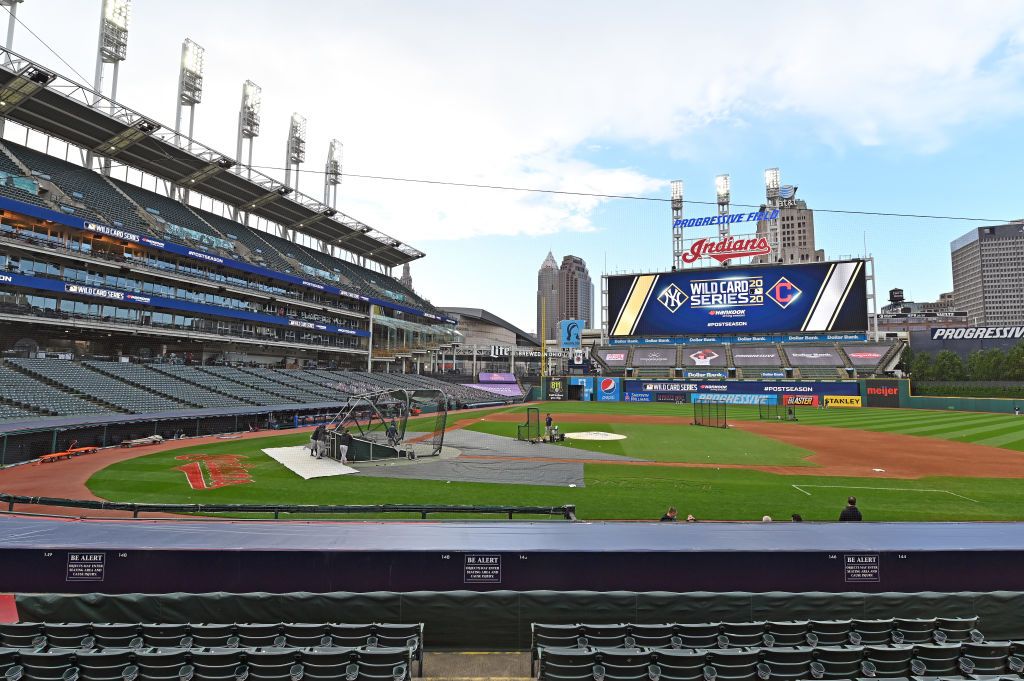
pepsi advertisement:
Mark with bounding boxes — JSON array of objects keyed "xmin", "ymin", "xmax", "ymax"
[
  {"xmin": 608, "ymin": 260, "xmax": 867, "ymax": 337},
  {"xmin": 597, "ymin": 377, "xmax": 621, "ymax": 402}
]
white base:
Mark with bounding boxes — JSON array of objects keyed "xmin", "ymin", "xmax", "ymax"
[{"xmin": 262, "ymin": 445, "xmax": 358, "ymax": 479}]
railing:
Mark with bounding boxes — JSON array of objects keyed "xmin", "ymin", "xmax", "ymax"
[{"xmin": 0, "ymin": 493, "xmax": 577, "ymax": 521}]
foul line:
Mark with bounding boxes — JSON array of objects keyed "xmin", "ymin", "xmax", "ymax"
[{"xmin": 791, "ymin": 484, "xmax": 978, "ymax": 503}]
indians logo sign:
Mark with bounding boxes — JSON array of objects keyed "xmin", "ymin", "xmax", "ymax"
[
  {"xmin": 680, "ymin": 236, "xmax": 772, "ymax": 264},
  {"xmin": 175, "ymin": 454, "xmax": 254, "ymax": 490}
]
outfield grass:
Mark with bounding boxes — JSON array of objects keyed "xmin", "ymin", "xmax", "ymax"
[{"xmin": 464, "ymin": 419, "xmax": 813, "ymax": 465}]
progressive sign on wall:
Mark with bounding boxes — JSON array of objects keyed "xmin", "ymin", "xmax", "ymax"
[{"xmin": 607, "ymin": 260, "xmax": 868, "ymax": 337}]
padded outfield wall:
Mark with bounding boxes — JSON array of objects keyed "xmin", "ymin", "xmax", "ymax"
[{"xmin": 545, "ymin": 376, "xmax": 1021, "ymax": 413}]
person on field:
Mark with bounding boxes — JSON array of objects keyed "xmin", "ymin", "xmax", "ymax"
[
  {"xmin": 660, "ymin": 507, "xmax": 678, "ymax": 522},
  {"xmin": 791, "ymin": 514, "xmax": 803, "ymax": 522},
  {"xmin": 386, "ymin": 419, "xmax": 400, "ymax": 447},
  {"xmin": 839, "ymin": 496, "xmax": 863, "ymax": 521},
  {"xmin": 1015, "ymin": 406, "xmax": 1020, "ymax": 416},
  {"xmin": 338, "ymin": 428, "xmax": 353, "ymax": 464},
  {"xmin": 545, "ymin": 413, "xmax": 554, "ymax": 441},
  {"xmin": 310, "ymin": 424, "xmax": 326, "ymax": 459}
]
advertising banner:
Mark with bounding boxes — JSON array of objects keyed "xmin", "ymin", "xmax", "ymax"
[
  {"xmin": 695, "ymin": 393, "xmax": 778, "ymax": 405},
  {"xmin": 610, "ymin": 333, "xmax": 868, "ymax": 345},
  {"xmin": 684, "ymin": 370, "xmax": 728, "ymax": 380},
  {"xmin": 865, "ymin": 379, "xmax": 901, "ymax": 407},
  {"xmin": 825, "ymin": 395, "xmax": 862, "ymax": 408},
  {"xmin": 620, "ymin": 379, "xmax": 858, "ymax": 405},
  {"xmin": 632, "ymin": 347, "xmax": 675, "ymax": 366},
  {"xmin": 479, "ymin": 372, "xmax": 517, "ymax": 383},
  {"xmin": 597, "ymin": 377, "xmax": 621, "ymax": 402},
  {"xmin": 682, "ymin": 347, "xmax": 727, "ymax": 367},
  {"xmin": 761, "ymin": 371, "xmax": 786, "ymax": 379},
  {"xmin": 546, "ymin": 377, "xmax": 565, "ymax": 401},
  {"xmin": 783, "ymin": 394, "xmax": 820, "ymax": 407},
  {"xmin": 569, "ymin": 376, "xmax": 594, "ymax": 401},
  {"xmin": 559, "ymin": 319, "xmax": 584, "ymax": 349},
  {"xmin": 608, "ymin": 260, "xmax": 867, "ymax": 337},
  {"xmin": 843, "ymin": 345, "xmax": 892, "ymax": 367}
]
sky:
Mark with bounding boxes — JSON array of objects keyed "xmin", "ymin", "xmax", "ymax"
[{"xmin": 5, "ymin": 0, "xmax": 1024, "ymax": 333}]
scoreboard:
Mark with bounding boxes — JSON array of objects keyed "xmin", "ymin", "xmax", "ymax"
[{"xmin": 607, "ymin": 260, "xmax": 867, "ymax": 337}]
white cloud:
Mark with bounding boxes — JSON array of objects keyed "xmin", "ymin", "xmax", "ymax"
[{"xmin": 6, "ymin": 0, "xmax": 1024, "ymax": 251}]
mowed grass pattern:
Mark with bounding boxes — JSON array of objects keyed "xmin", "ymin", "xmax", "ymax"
[{"xmin": 87, "ymin": 400, "xmax": 1024, "ymax": 522}]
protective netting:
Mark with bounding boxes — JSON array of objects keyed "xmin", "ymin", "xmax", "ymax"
[
  {"xmin": 692, "ymin": 400, "xmax": 728, "ymax": 428},
  {"xmin": 517, "ymin": 407, "xmax": 541, "ymax": 442}
]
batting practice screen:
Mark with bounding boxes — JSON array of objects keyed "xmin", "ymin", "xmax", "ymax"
[{"xmin": 607, "ymin": 260, "xmax": 867, "ymax": 337}]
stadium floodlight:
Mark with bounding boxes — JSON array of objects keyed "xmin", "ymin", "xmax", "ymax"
[
  {"xmin": 284, "ymin": 112, "xmax": 307, "ymax": 193},
  {"xmin": 0, "ymin": 1, "xmax": 22, "ymax": 52},
  {"xmin": 715, "ymin": 174, "xmax": 731, "ymax": 244},
  {"xmin": 670, "ymin": 179, "xmax": 684, "ymax": 271},
  {"xmin": 764, "ymin": 167, "xmax": 780, "ymax": 198},
  {"xmin": 236, "ymin": 80, "xmax": 262, "ymax": 179},
  {"xmin": 174, "ymin": 38, "xmax": 204, "ymax": 156},
  {"xmin": 324, "ymin": 138, "xmax": 342, "ymax": 207},
  {"xmin": 90, "ymin": 0, "xmax": 131, "ymax": 172},
  {"xmin": 715, "ymin": 174, "xmax": 730, "ymax": 205}
]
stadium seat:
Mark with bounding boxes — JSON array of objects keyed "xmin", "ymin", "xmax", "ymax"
[
  {"xmin": 76, "ymin": 649, "xmax": 138, "ymax": 681},
  {"xmin": 354, "ymin": 648, "xmax": 412, "ymax": 681},
  {"xmin": 299, "ymin": 648, "xmax": 359, "ymax": 681},
  {"xmin": 189, "ymin": 648, "xmax": 247, "ymax": 681},
  {"xmin": 807, "ymin": 621, "xmax": 851, "ymax": 648},
  {"xmin": 538, "ymin": 648, "xmax": 599, "ymax": 681},
  {"xmin": 136, "ymin": 649, "xmax": 191, "ymax": 681},
  {"xmin": 581, "ymin": 626, "xmax": 628, "ymax": 649},
  {"xmin": 912, "ymin": 643, "xmax": 962, "ymax": 676},
  {"xmin": 863, "ymin": 644, "xmax": 914, "ymax": 676},
  {"xmin": 893, "ymin": 619, "xmax": 935, "ymax": 645},
  {"xmin": 326, "ymin": 626, "xmax": 375, "ymax": 650},
  {"xmin": 91, "ymin": 625, "xmax": 142, "ymax": 650},
  {"xmin": 0, "ymin": 624, "xmax": 46, "ymax": 649},
  {"xmin": 43, "ymin": 625, "xmax": 94, "ymax": 650},
  {"xmin": 961, "ymin": 641, "xmax": 1012, "ymax": 676},
  {"xmin": 810, "ymin": 646, "xmax": 863, "ymax": 679},
  {"xmin": 649, "ymin": 649, "xmax": 706, "ymax": 681},
  {"xmin": 280, "ymin": 625, "xmax": 330, "ymax": 649},
  {"xmin": 850, "ymin": 620, "xmax": 894, "ymax": 646},
  {"xmin": 189, "ymin": 626, "xmax": 236, "ymax": 649},
  {"xmin": 245, "ymin": 649, "xmax": 302, "ymax": 681},
  {"xmin": 628, "ymin": 624, "xmax": 675, "ymax": 650},
  {"xmin": 236, "ymin": 625, "xmax": 284, "ymax": 649},
  {"xmin": 766, "ymin": 622, "xmax": 809, "ymax": 648},
  {"xmin": 19, "ymin": 649, "xmax": 79, "ymax": 681},
  {"xmin": 935, "ymin": 617, "xmax": 980, "ymax": 643},
  {"xmin": 706, "ymin": 649, "xmax": 759, "ymax": 681},
  {"xmin": 593, "ymin": 648, "xmax": 650, "ymax": 681},
  {"xmin": 759, "ymin": 646, "xmax": 813, "ymax": 681},
  {"xmin": 719, "ymin": 622, "xmax": 766, "ymax": 648},
  {"xmin": 676, "ymin": 624, "xmax": 719, "ymax": 650},
  {"xmin": 141, "ymin": 625, "xmax": 190, "ymax": 649}
]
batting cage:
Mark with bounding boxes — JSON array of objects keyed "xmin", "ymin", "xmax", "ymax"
[
  {"xmin": 326, "ymin": 388, "xmax": 448, "ymax": 461},
  {"xmin": 517, "ymin": 407, "xmax": 542, "ymax": 442},
  {"xmin": 692, "ymin": 399, "xmax": 728, "ymax": 428},
  {"xmin": 759, "ymin": 402, "xmax": 799, "ymax": 421}
]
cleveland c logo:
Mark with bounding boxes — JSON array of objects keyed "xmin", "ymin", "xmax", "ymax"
[{"xmin": 767, "ymin": 277, "xmax": 801, "ymax": 309}]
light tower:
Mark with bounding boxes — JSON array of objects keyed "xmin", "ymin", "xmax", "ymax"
[
  {"xmin": 235, "ymin": 80, "xmax": 261, "ymax": 179},
  {"xmin": 284, "ymin": 113, "xmax": 306, "ymax": 193},
  {"xmin": 90, "ymin": 0, "xmax": 131, "ymax": 171},
  {"xmin": 324, "ymin": 138, "xmax": 342, "ymax": 208},
  {"xmin": 174, "ymin": 38, "xmax": 204, "ymax": 150},
  {"xmin": 715, "ymin": 173, "xmax": 731, "ymax": 240},
  {"xmin": 0, "ymin": 0, "xmax": 20, "ymax": 51},
  {"xmin": 764, "ymin": 167, "xmax": 781, "ymax": 262},
  {"xmin": 670, "ymin": 179, "xmax": 683, "ymax": 270}
]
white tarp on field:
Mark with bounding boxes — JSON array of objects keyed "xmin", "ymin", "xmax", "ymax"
[{"xmin": 262, "ymin": 445, "xmax": 358, "ymax": 480}]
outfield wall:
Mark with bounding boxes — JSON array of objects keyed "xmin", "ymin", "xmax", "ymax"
[{"xmin": 543, "ymin": 376, "xmax": 1021, "ymax": 413}]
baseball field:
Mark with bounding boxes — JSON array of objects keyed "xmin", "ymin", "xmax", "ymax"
[{"xmin": 48, "ymin": 401, "xmax": 1024, "ymax": 522}]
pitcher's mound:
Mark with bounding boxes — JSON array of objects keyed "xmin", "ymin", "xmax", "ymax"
[{"xmin": 564, "ymin": 431, "xmax": 627, "ymax": 441}]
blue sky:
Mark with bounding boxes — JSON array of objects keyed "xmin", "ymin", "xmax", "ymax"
[{"xmin": 7, "ymin": 1, "xmax": 1024, "ymax": 332}]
